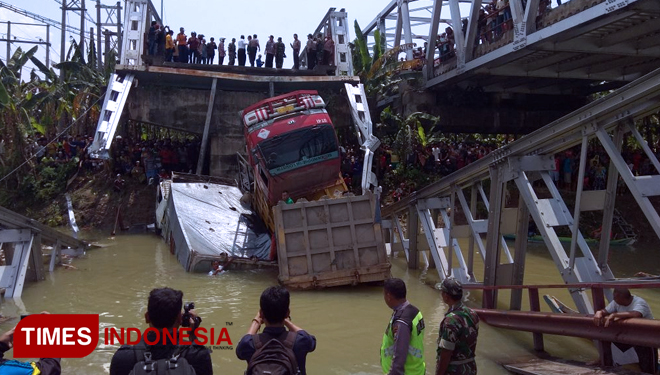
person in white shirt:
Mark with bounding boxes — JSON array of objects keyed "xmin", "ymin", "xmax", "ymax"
[
  {"xmin": 593, "ymin": 288, "xmax": 656, "ymax": 373},
  {"xmin": 237, "ymin": 35, "xmax": 247, "ymax": 66}
]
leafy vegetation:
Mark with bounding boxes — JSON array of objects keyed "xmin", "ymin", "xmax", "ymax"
[{"xmin": 0, "ymin": 43, "xmax": 110, "ymax": 211}]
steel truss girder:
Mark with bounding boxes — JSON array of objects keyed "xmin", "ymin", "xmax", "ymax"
[
  {"xmin": 392, "ymin": 212, "xmax": 430, "ymax": 269},
  {"xmin": 416, "ymin": 198, "xmax": 470, "ymax": 283},
  {"xmin": 88, "ymin": 73, "xmax": 134, "ymax": 158},
  {"xmin": 381, "ymin": 68, "xmax": 660, "ymax": 313},
  {"xmin": 302, "ymin": 8, "xmax": 353, "ymax": 75},
  {"xmin": 0, "ymin": 229, "xmax": 35, "ymax": 298},
  {"xmin": 595, "ymin": 126, "xmax": 660, "ymax": 239},
  {"xmin": 425, "ymin": 0, "xmax": 645, "ymax": 89},
  {"xmin": 345, "ymin": 83, "xmax": 380, "ymax": 193},
  {"xmin": 120, "ymin": 0, "xmax": 159, "ymax": 66},
  {"xmin": 384, "ymin": 67, "xmax": 660, "ymax": 217},
  {"xmin": 514, "ymin": 170, "xmax": 608, "ymax": 314},
  {"xmin": 392, "ymin": 213, "xmax": 410, "ymax": 261}
]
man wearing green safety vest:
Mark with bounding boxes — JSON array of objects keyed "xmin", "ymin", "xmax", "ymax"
[
  {"xmin": 436, "ymin": 278, "xmax": 479, "ymax": 375},
  {"xmin": 381, "ymin": 278, "xmax": 426, "ymax": 375}
]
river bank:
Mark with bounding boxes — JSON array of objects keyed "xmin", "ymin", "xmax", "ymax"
[{"xmin": 21, "ymin": 169, "xmax": 660, "ymax": 250}]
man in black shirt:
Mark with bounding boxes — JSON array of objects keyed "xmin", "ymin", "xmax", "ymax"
[
  {"xmin": 236, "ymin": 286, "xmax": 316, "ymax": 375},
  {"xmin": 110, "ymin": 287, "xmax": 212, "ymax": 375}
]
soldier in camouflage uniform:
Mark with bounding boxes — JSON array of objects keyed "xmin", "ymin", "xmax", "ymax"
[{"xmin": 436, "ymin": 278, "xmax": 479, "ymax": 375}]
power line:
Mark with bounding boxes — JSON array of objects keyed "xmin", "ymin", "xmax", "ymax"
[
  {"xmin": 0, "ymin": 1, "xmax": 80, "ymax": 34},
  {"xmin": 52, "ymin": 0, "xmax": 96, "ymax": 24}
]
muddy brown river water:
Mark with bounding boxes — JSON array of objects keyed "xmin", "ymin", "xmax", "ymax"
[{"xmin": 1, "ymin": 233, "xmax": 658, "ymax": 374}]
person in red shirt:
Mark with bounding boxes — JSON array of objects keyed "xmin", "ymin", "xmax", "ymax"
[{"xmin": 188, "ymin": 32, "xmax": 199, "ymax": 64}]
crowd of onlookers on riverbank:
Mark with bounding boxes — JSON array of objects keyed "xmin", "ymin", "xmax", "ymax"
[
  {"xmin": 22, "ymin": 126, "xmax": 656, "ymax": 203},
  {"xmin": 22, "ymin": 133, "xmax": 201, "ymax": 193},
  {"xmin": 108, "ymin": 136, "xmax": 201, "ymax": 189},
  {"xmin": 146, "ymin": 22, "xmax": 335, "ymax": 70},
  {"xmin": 366, "ymin": 135, "xmax": 658, "ymax": 203}
]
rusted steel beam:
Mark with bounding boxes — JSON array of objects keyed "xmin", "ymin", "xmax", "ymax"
[
  {"xmin": 117, "ymin": 64, "xmax": 360, "ymax": 83},
  {"xmin": 475, "ymin": 309, "xmax": 660, "ymax": 348},
  {"xmin": 592, "ymin": 287, "xmax": 613, "ymax": 366},
  {"xmin": 528, "ymin": 288, "xmax": 544, "ymax": 352},
  {"xmin": 463, "ymin": 281, "xmax": 660, "ymax": 290}
]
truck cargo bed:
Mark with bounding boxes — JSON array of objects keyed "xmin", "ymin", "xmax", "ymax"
[{"xmin": 273, "ymin": 192, "xmax": 390, "ymax": 288}]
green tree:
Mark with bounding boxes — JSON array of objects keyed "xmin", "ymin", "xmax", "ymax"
[{"xmin": 0, "ymin": 42, "xmax": 108, "ymax": 209}]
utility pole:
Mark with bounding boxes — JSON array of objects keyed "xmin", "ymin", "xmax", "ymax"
[
  {"xmin": 103, "ymin": 29, "xmax": 111, "ymax": 60},
  {"xmin": 96, "ymin": 0, "xmax": 102, "ymax": 70},
  {"xmin": 80, "ymin": 0, "xmax": 85, "ymax": 57},
  {"xmin": 116, "ymin": 1, "xmax": 121, "ymax": 60},
  {"xmin": 95, "ymin": 1, "xmax": 122, "ymax": 67},
  {"xmin": 61, "ymin": 0, "xmax": 67, "ymax": 69},
  {"xmin": 46, "ymin": 24, "xmax": 50, "ymax": 68},
  {"xmin": 90, "ymin": 27, "xmax": 94, "ymax": 63},
  {"xmin": 6, "ymin": 20, "xmax": 9, "ymax": 61},
  {"xmin": 60, "ymin": 0, "xmax": 88, "ymax": 72}
]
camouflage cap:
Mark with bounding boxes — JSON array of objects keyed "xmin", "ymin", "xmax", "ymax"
[{"xmin": 440, "ymin": 278, "xmax": 463, "ymax": 297}]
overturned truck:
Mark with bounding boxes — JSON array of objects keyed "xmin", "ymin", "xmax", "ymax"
[
  {"xmin": 238, "ymin": 87, "xmax": 390, "ymax": 288},
  {"xmin": 156, "ymin": 85, "xmax": 389, "ymax": 288}
]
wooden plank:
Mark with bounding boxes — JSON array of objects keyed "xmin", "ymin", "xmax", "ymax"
[
  {"xmin": 528, "ymin": 288, "xmax": 544, "ymax": 352},
  {"xmin": 504, "ymin": 358, "xmax": 644, "ymax": 375}
]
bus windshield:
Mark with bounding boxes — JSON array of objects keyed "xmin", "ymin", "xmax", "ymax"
[{"xmin": 257, "ymin": 125, "xmax": 339, "ymax": 176}]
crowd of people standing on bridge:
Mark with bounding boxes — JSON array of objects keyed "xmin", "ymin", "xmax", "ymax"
[
  {"xmin": 146, "ymin": 22, "xmax": 335, "ymax": 70},
  {"xmin": 406, "ymin": 0, "xmax": 562, "ymax": 70}
]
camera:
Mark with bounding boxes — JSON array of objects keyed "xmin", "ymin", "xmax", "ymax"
[{"xmin": 181, "ymin": 302, "xmax": 201, "ymax": 328}]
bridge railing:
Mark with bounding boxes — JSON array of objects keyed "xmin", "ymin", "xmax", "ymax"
[
  {"xmin": 381, "ymin": 67, "xmax": 660, "ymax": 315},
  {"xmin": 120, "ymin": 0, "xmax": 161, "ymax": 66},
  {"xmin": 466, "ymin": 281, "xmax": 660, "ymax": 366}
]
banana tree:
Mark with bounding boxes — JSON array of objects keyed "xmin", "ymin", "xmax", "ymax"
[
  {"xmin": 379, "ymin": 107, "xmax": 441, "ymax": 171},
  {"xmin": 352, "ymin": 20, "xmax": 386, "ymax": 79}
]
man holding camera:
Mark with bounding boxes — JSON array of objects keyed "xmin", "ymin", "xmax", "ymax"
[
  {"xmin": 110, "ymin": 287, "xmax": 212, "ymax": 375},
  {"xmin": 236, "ymin": 286, "xmax": 316, "ymax": 375}
]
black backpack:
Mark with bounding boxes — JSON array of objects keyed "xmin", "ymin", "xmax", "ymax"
[
  {"xmin": 246, "ymin": 331, "xmax": 299, "ymax": 375},
  {"xmin": 128, "ymin": 345, "xmax": 196, "ymax": 375}
]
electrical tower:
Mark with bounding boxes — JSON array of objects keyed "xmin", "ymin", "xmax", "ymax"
[
  {"xmin": 60, "ymin": 0, "xmax": 86, "ymax": 67},
  {"xmin": 95, "ymin": 1, "xmax": 122, "ymax": 70}
]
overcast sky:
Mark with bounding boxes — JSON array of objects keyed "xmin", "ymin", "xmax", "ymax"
[{"xmin": 0, "ymin": 0, "xmax": 467, "ymax": 76}]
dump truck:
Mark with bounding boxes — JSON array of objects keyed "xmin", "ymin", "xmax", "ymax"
[{"xmin": 237, "ymin": 86, "xmax": 390, "ymax": 288}]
